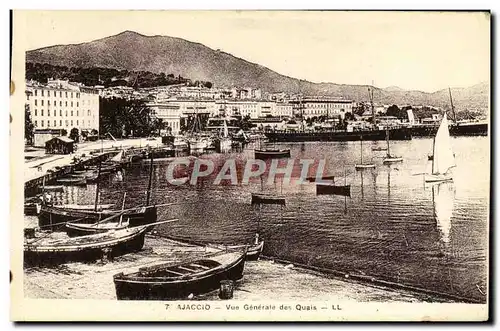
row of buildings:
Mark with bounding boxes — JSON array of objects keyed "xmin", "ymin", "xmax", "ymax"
[{"xmin": 25, "ymin": 79, "xmax": 100, "ymax": 134}]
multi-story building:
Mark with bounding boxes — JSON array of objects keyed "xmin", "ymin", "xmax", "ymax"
[
  {"xmin": 273, "ymin": 102, "xmax": 294, "ymax": 118},
  {"xmin": 25, "ymin": 79, "xmax": 100, "ymax": 135},
  {"xmin": 289, "ymin": 97, "xmax": 354, "ymax": 119}
]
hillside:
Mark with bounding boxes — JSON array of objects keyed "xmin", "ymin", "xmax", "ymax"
[{"xmin": 26, "ymin": 31, "xmax": 489, "ymax": 111}]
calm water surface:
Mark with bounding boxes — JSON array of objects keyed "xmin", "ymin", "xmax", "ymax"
[{"xmin": 52, "ymin": 136, "xmax": 489, "ymax": 302}]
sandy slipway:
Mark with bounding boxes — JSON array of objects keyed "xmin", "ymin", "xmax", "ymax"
[{"xmin": 23, "ymin": 234, "xmax": 438, "ymax": 302}]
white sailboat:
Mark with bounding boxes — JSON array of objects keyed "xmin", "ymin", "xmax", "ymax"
[
  {"xmin": 219, "ymin": 117, "xmax": 232, "ymax": 152},
  {"xmin": 382, "ymin": 129, "xmax": 403, "ymax": 164},
  {"xmin": 425, "ymin": 114, "xmax": 455, "ymax": 182},
  {"xmin": 355, "ymin": 138, "xmax": 375, "ymax": 170}
]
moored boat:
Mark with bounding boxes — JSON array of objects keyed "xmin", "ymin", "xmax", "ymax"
[
  {"xmin": 251, "ymin": 193, "xmax": 286, "ymax": 205},
  {"xmin": 316, "ymin": 183, "xmax": 351, "ymax": 197},
  {"xmin": 113, "ymin": 248, "xmax": 247, "ymax": 300},
  {"xmin": 254, "ymin": 149, "xmax": 291, "ymax": 159},
  {"xmin": 425, "ymin": 113, "xmax": 456, "ymax": 183},
  {"xmin": 38, "ymin": 204, "xmax": 157, "ymax": 229}
]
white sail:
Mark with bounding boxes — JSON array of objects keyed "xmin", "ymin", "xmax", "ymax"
[
  {"xmin": 432, "ymin": 182, "xmax": 455, "ymax": 244},
  {"xmin": 432, "ymin": 114, "xmax": 455, "ymax": 175},
  {"xmin": 110, "ymin": 150, "xmax": 124, "ymax": 162}
]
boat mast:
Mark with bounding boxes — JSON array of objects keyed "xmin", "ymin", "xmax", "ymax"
[
  {"xmin": 360, "ymin": 137, "xmax": 363, "ymax": 164},
  {"xmin": 448, "ymin": 87, "xmax": 457, "ymax": 124},
  {"xmin": 94, "ymin": 161, "xmax": 102, "ymax": 212},
  {"xmin": 146, "ymin": 152, "xmax": 154, "ymax": 205},
  {"xmin": 386, "ymin": 128, "xmax": 390, "ymax": 156},
  {"xmin": 370, "ymin": 81, "xmax": 376, "ymax": 129}
]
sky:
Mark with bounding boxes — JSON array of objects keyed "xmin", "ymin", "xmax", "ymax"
[{"xmin": 16, "ymin": 10, "xmax": 490, "ymax": 92}]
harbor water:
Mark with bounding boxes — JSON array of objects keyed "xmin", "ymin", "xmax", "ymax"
[{"xmin": 46, "ymin": 136, "xmax": 489, "ymax": 303}]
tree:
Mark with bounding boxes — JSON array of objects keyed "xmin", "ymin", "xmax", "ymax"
[
  {"xmin": 24, "ymin": 104, "xmax": 35, "ymax": 145},
  {"xmin": 386, "ymin": 104, "xmax": 401, "ymax": 117},
  {"xmin": 61, "ymin": 129, "xmax": 68, "ymax": 136},
  {"xmin": 204, "ymin": 81, "xmax": 213, "ymax": 89},
  {"xmin": 69, "ymin": 128, "xmax": 79, "ymax": 142},
  {"xmin": 344, "ymin": 112, "xmax": 355, "ymax": 121},
  {"xmin": 91, "ymin": 129, "xmax": 98, "ymax": 136}
]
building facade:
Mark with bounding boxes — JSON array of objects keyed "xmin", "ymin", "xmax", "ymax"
[
  {"xmin": 289, "ymin": 97, "xmax": 354, "ymax": 119},
  {"xmin": 25, "ymin": 79, "xmax": 100, "ymax": 135}
]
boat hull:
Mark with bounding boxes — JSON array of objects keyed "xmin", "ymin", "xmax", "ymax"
[
  {"xmin": 383, "ymin": 157, "xmax": 403, "ymax": 164},
  {"xmin": 254, "ymin": 149, "xmax": 291, "ymax": 159},
  {"xmin": 24, "ymin": 227, "xmax": 147, "ymax": 266},
  {"xmin": 251, "ymin": 193, "xmax": 286, "ymax": 205},
  {"xmin": 316, "ymin": 184, "xmax": 351, "ymax": 197},
  {"xmin": 113, "ymin": 252, "xmax": 246, "ymax": 300},
  {"xmin": 38, "ymin": 205, "xmax": 157, "ymax": 230},
  {"xmin": 355, "ymin": 164, "xmax": 376, "ymax": 170},
  {"xmin": 65, "ymin": 220, "xmax": 129, "ymax": 237},
  {"xmin": 424, "ymin": 174, "xmax": 453, "ymax": 183}
]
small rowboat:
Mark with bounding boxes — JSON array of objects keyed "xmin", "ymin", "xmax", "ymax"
[
  {"xmin": 251, "ymin": 193, "xmax": 286, "ymax": 206},
  {"xmin": 382, "ymin": 155, "xmax": 403, "ymax": 164},
  {"xmin": 355, "ymin": 163, "xmax": 376, "ymax": 170},
  {"xmin": 24, "ymin": 224, "xmax": 150, "ymax": 266},
  {"xmin": 254, "ymin": 149, "xmax": 291, "ymax": 160},
  {"xmin": 113, "ymin": 248, "xmax": 247, "ymax": 300},
  {"xmin": 210, "ymin": 240, "xmax": 264, "ymax": 261},
  {"xmin": 305, "ymin": 175, "xmax": 335, "ymax": 182},
  {"xmin": 372, "ymin": 147, "xmax": 388, "ymax": 151},
  {"xmin": 316, "ymin": 183, "xmax": 351, "ymax": 197}
]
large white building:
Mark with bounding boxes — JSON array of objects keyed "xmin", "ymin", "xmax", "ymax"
[
  {"xmin": 25, "ymin": 79, "xmax": 100, "ymax": 134},
  {"xmin": 289, "ymin": 97, "xmax": 354, "ymax": 119}
]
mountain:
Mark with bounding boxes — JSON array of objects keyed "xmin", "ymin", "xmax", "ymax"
[{"xmin": 26, "ymin": 31, "xmax": 489, "ymax": 112}]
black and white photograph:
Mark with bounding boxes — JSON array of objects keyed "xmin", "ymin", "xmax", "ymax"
[{"xmin": 10, "ymin": 10, "xmax": 490, "ymax": 321}]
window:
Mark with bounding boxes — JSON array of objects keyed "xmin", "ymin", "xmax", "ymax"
[
  {"xmin": 60, "ymin": 101, "xmax": 62, "ymax": 106},
  {"xmin": 87, "ymin": 110, "xmax": 90, "ymax": 116},
  {"xmin": 59, "ymin": 91, "xmax": 62, "ymax": 97},
  {"xmin": 76, "ymin": 120, "xmax": 79, "ymax": 126},
  {"xmin": 48, "ymin": 100, "xmax": 50, "ymax": 106},
  {"xmin": 34, "ymin": 109, "xmax": 37, "ymax": 116},
  {"xmin": 41, "ymin": 120, "xmax": 44, "ymax": 127},
  {"xmin": 47, "ymin": 110, "xmax": 50, "ymax": 116},
  {"xmin": 41, "ymin": 100, "xmax": 44, "ymax": 106},
  {"xmin": 34, "ymin": 100, "xmax": 37, "ymax": 106},
  {"xmin": 60, "ymin": 110, "xmax": 62, "ymax": 116},
  {"xmin": 76, "ymin": 110, "xmax": 79, "ymax": 116},
  {"xmin": 65, "ymin": 120, "xmax": 68, "ymax": 126},
  {"xmin": 71, "ymin": 101, "xmax": 73, "ymax": 107},
  {"xmin": 34, "ymin": 120, "xmax": 37, "ymax": 127},
  {"xmin": 65, "ymin": 110, "xmax": 68, "ymax": 116},
  {"xmin": 77, "ymin": 102, "xmax": 79, "ymax": 107},
  {"xmin": 71, "ymin": 92, "xmax": 73, "ymax": 98},
  {"xmin": 34, "ymin": 90, "xmax": 37, "ymax": 97},
  {"xmin": 60, "ymin": 120, "xmax": 62, "ymax": 126},
  {"xmin": 65, "ymin": 92, "xmax": 68, "ymax": 98},
  {"xmin": 65, "ymin": 101, "xmax": 68, "ymax": 107},
  {"xmin": 54, "ymin": 120, "xmax": 56, "ymax": 127},
  {"xmin": 71, "ymin": 111, "xmax": 73, "ymax": 116},
  {"xmin": 41, "ymin": 90, "xmax": 44, "ymax": 97},
  {"xmin": 41, "ymin": 109, "xmax": 44, "ymax": 116},
  {"xmin": 71, "ymin": 120, "xmax": 73, "ymax": 126},
  {"xmin": 54, "ymin": 91, "xmax": 56, "ymax": 97}
]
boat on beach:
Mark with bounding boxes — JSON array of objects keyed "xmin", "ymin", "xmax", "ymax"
[
  {"xmin": 24, "ymin": 224, "xmax": 150, "ymax": 266},
  {"xmin": 113, "ymin": 248, "xmax": 247, "ymax": 300}
]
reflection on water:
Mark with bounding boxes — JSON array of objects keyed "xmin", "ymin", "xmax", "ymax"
[
  {"xmin": 432, "ymin": 182, "xmax": 455, "ymax": 245},
  {"xmin": 49, "ymin": 137, "xmax": 489, "ymax": 303}
]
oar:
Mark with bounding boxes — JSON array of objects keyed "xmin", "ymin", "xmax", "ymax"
[
  {"xmin": 411, "ymin": 172, "xmax": 427, "ymax": 176},
  {"xmin": 89, "ymin": 211, "xmax": 127, "ymax": 227}
]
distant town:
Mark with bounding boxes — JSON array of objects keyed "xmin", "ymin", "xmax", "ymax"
[{"xmin": 24, "ymin": 77, "xmax": 487, "ymax": 148}]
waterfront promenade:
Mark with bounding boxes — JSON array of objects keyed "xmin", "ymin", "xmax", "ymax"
[{"xmin": 24, "ymin": 137, "xmax": 163, "ymax": 183}]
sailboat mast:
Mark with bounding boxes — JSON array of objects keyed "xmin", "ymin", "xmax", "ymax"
[
  {"xmin": 94, "ymin": 161, "xmax": 102, "ymax": 211},
  {"xmin": 146, "ymin": 152, "xmax": 154, "ymax": 205},
  {"xmin": 448, "ymin": 87, "xmax": 457, "ymax": 124},
  {"xmin": 360, "ymin": 138, "xmax": 363, "ymax": 164},
  {"xmin": 386, "ymin": 129, "xmax": 390, "ymax": 156}
]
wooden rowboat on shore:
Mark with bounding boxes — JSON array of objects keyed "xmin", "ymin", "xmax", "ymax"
[
  {"xmin": 24, "ymin": 224, "xmax": 150, "ymax": 266},
  {"xmin": 113, "ymin": 248, "xmax": 247, "ymax": 300}
]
